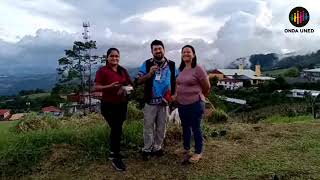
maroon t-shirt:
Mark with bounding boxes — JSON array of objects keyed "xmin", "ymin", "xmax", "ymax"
[{"xmin": 95, "ymin": 65, "xmax": 133, "ymax": 103}]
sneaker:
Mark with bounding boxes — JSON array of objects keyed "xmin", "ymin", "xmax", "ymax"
[
  {"xmin": 142, "ymin": 151, "xmax": 152, "ymax": 161},
  {"xmin": 153, "ymin": 149, "xmax": 165, "ymax": 157},
  {"xmin": 111, "ymin": 158, "xmax": 126, "ymax": 171},
  {"xmin": 189, "ymin": 153, "xmax": 202, "ymax": 163},
  {"xmin": 108, "ymin": 152, "xmax": 117, "ymax": 160}
]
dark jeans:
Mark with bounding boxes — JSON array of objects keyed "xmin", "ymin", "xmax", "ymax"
[
  {"xmin": 178, "ymin": 100, "xmax": 205, "ymax": 154},
  {"xmin": 101, "ymin": 101, "xmax": 128, "ymax": 155}
]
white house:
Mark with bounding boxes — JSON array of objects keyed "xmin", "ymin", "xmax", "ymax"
[
  {"xmin": 209, "ymin": 65, "xmax": 275, "ymax": 86},
  {"xmin": 302, "ymin": 68, "xmax": 320, "ymax": 81},
  {"xmin": 217, "ymin": 78, "xmax": 244, "ymax": 90},
  {"xmin": 42, "ymin": 106, "xmax": 63, "ymax": 117},
  {"xmin": 289, "ymin": 89, "xmax": 320, "ymax": 98}
]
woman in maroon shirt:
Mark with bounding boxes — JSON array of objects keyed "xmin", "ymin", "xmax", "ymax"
[{"xmin": 94, "ymin": 48, "xmax": 133, "ymax": 171}]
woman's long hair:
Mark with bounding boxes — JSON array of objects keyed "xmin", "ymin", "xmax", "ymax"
[{"xmin": 178, "ymin": 45, "xmax": 197, "ymax": 72}]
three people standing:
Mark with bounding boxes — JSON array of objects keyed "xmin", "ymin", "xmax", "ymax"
[{"xmin": 95, "ymin": 41, "xmax": 210, "ymax": 171}]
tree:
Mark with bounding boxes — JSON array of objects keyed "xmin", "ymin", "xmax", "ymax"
[
  {"xmin": 284, "ymin": 67, "xmax": 300, "ymax": 77},
  {"xmin": 249, "ymin": 53, "xmax": 278, "ymax": 71},
  {"xmin": 210, "ymin": 76, "xmax": 219, "ymax": 87},
  {"xmin": 57, "ymin": 40, "xmax": 102, "ymax": 113},
  {"xmin": 275, "ymin": 76, "xmax": 290, "ymax": 90}
]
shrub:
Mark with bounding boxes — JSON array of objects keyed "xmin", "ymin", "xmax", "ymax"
[
  {"xmin": 207, "ymin": 109, "xmax": 229, "ymax": 123},
  {"xmin": 127, "ymin": 102, "xmax": 143, "ymax": 121},
  {"xmin": 1, "ymin": 114, "xmax": 147, "ymax": 177},
  {"xmin": 13, "ymin": 112, "xmax": 61, "ymax": 133}
]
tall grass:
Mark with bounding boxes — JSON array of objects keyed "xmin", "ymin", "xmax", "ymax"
[
  {"xmin": 206, "ymin": 108, "xmax": 229, "ymax": 123},
  {"xmin": 0, "ymin": 112, "xmax": 143, "ymax": 177},
  {"xmin": 264, "ymin": 115, "xmax": 314, "ymax": 124}
]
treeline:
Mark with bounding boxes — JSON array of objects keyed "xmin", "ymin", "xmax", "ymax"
[
  {"xmin": 274, "ymin": 50, "xmax": 320, "ymax": 70},
  {"xmin": 0, "ymin": 86, "xmax": 67, "ymax": 113},
  {"xmin": 247, "ymin": 49, "xmax": 320, "ymax": 71},
  {"xmin": 18, "ymin": 89, "xmax": 46, "ymax": 96}
]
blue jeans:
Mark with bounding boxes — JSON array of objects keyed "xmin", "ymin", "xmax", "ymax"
[{"xmin": 178, "ymin": 100, "xmax": 205, "ymax": 154}]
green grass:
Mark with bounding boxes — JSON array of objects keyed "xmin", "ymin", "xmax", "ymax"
[
  {"xmin": 0, "ymin": 114, "xmax": 143, "ymax": 177},
  {"xmin": 264, "ymin": 68, "xmax": 289, "ymax": 76},
  {"xmin": 23, "ymin": 93, "xmax": 50, "ymax": 99},
  {"xmin": 0, "ymin": 121, "xmax": 18, "ymax": 147},
  {"xmin": 264, "ymin": 115, "xmax": 315, "ymax": 123},
  {"xmin": 192, "ymin": 122, "xmax": 320, "ymax": 179},
  {"xmin": 0, "ymin": 121, "xmax": 16, "ymax": 133},
  {"xmin": 1, "ymin": 113, "xmax": 320, "ymax": 179}
]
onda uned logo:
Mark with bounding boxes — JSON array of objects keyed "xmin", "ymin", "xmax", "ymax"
[
  {"xmin": 285, "ymin": 6, "xmax": 314, "ymax": 33},
  {"xmin": 289, "ymin": 7, "xmax": 309, "ymax": 27}
]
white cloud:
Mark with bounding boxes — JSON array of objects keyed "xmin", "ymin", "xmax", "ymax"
[
  {"xmin": 0, "ymin": 1, "xmax": 76, "ymax": 42},
  {"xmin": 122, "ymin": 3, "xmax": 223, "ymax": 42},
  {"xmin": 0, "ymin": 0, "xmax": 320, "ymax": 75}
]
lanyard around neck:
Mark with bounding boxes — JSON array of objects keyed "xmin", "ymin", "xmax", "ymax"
[{"xmin": 153, "ymin": 57, "xmax": 167, "ymax": 69}]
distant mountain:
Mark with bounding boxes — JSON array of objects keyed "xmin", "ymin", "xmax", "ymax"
[
  {"xmin": 126, "ymin": 67, "xmax": 140, "ymax": 78},
  {"xmin": 0, "ymin": 67, "xmax": 140, "ymax": 96},
  {"xmin": 227, "ymin": 57, "xmax": 251, "ymax": 69},
  {"xmin": 249, "ymin": 53, "xmax": 279, "ymax": 71},
  {"xmin": 4, "ymin": 49, "xmax": 319, "ymax": 96},
  {"xmin": 274, "ymin": 50, "xmax": 320, "ymax": 69},
  {"xmin": 227, "ymin": 49, "xmax": 320, "ymax": 71},
  {"xmin": 0, "ymin": 73, "xmax": 57, "ymax": 96}
]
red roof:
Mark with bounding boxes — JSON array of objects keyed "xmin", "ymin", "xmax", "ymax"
[
  {"xmin": 67, "ymin": 94, "xmax": 80, "ymax": 102},
  {"xmin": 208, "ymin": 69, "xmax": 223, "ymax": 74},
  {"xmin": 67, "ymin": 92, "xmax": 102, "ymax": 102},
  {"xmin": 0, "ymin": 109, "xmax": 10, "ymax": 115},
  {"xmin": 42, "ymin": 106, "xmax": 61, "ymax": 113}
]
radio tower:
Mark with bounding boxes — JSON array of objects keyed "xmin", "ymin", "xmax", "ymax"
[
  {"xmin": 82, "ymin": 22, "xmax": 90, "ymax": 42},
  {"xmin": 82, "ymin": 22, "xmax": 92, "ymax": 113}
]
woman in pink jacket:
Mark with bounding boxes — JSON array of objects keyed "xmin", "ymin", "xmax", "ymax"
[{"xmin": 174, "ymin": 45, "xmax": 211, "ymax": 163}]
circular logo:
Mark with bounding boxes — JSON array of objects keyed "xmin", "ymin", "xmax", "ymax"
[{"xmin": 289, "ymin": 7, "xmax": 310, "ymax": 27}]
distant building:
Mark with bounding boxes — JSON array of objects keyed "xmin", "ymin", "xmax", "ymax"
[
  {"xmin": 217, "ymin": 78, "xmax": 243, "ymax": 90},
  {"xmin": 288, "ymin": 89, "xmax": 320, "ymax": 98},
  {"xmin": 208, "ymin": 64, "xmax": 275, "ymax": 88},
  {"xmin": 302, "ymin": 68, "xmax": 320, "ymax": 81},
  {"xmin": 42, "ymin": 106, "xmax": 62, "ymax": 117},
  {"xmin": 63, "ymin": 92, "xmax": 102, "ymax": 114},
  {"xmin": 0, "ymin": 109, "xmax": 11, "ymax": 120},
  {"xmin": 67, "ymin": 92, "xmax": 102, "ymax": 105}
]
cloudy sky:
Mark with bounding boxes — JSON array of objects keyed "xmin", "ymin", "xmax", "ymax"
[{"xmin": 0, "ymin": 0, "xmax": 319, "ymax": 75}]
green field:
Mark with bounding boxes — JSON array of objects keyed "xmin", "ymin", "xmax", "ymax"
[
  {"xmin": 263, "ymin": 68, "xmax": 290, "ymax": 77},
  {"xmin": 0, "ymin": 121, "xmax": 18, "ymax": 146},
  {"xmin": 23, "ymin": 93, "xmax": 50, "ymax": 99},
  {"xmin": 1, "ymin": 115, "xmax": 320, "ymax": 179}
]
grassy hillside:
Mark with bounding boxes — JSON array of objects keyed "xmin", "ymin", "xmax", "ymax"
[
  {"xmin": 21, "ymin": 93, "xmax": 51, "ymax": 100},
  {"xmin": 1, "ymin": 112, "xmax": 320, "ymax": 179},
  {"xmin": 274, "ymin": 50, "xmax": 320, "ymax": 69},
  {"xmin": 263, "ymin": 68, "xmax": 291, "ymax": 77}
]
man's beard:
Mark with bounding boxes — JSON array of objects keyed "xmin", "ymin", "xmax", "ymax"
[{"xmin": 153, "ymin": 54, "xmax": 164, "ymax": 61}]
